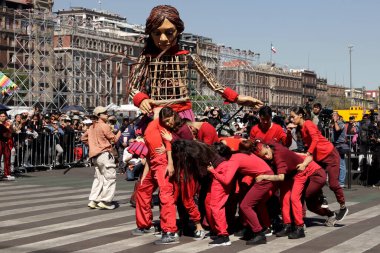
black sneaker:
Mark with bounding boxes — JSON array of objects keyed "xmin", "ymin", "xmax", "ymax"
[
  {"xmin": 193, "ymin": 229, "xmax": 206, "ymax": 240},
  {"xmin": 131, "ymin": 227, "xmax": 155, "ymax": 236},
  {"xmin": 276, "ymin": 224, "xmax": 292, "ymax": 237},
  {"xmin": 246, "ymin": 231, "xmax": 266, "ymax": 245},
  {"xmin": 208, "ymin": 235, "xmax": 231, "ymax": 247},
  {"xmin": 154, "ymin": 232, "xmax": 180, "ymax": 245},
  {"xmin": 335, "ymin": 207, "xmax": 349, "ymax": 221},
  {"xmin": 288, "ymin": 225, "xmax": 305, "ymax": 239},
  {"xmin": 262, "ymin": 226, "xmax": 273, "ymax": 237},
  {"xmin": 321, "ymin": 197, "xmax": 329, "ymax": 208},
  {"xmin": 234, "ymin": 227, "xmax": 247, "ymax": 237}
]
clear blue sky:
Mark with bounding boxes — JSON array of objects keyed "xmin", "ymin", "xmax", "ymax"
[{"xmin": 54, "ymin": 0, "xmax": 380, "ymax": 90}]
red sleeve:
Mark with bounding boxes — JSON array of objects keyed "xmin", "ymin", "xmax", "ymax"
[
  {"xmin": 222, "ymin": 87, "xmax": 239, "ymax": 103},
  {"xmin": 198, "ymin": 123, "xmax": 218, "ymax": 145},
  {"xmin": 249, "ymin": 125, "xmax": 258, "ymax": 140},
  {"xmin": 278, "ymin": 126, "xmax": 292, "ymax": 147},
  {"xmin": 274, "ymin": 153, "xmax": 288, "ymax": 175},
  {"xmin": 304, "ymin": 121, "xmax": 319, "ymax": 154},
  {"xmin": 209, "ymin": 161, "xmax": 239, "ymax": 186},
  {"xmin": 164, "ymin": 139, "xmax": 172, "ymax": 151},
  {"xmin": 133, "ymin": 92, "xmax": 150, "ymax": 108}
]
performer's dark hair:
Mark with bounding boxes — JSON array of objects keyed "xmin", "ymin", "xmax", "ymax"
[
  {"xmin": 211, "ymin": 142, "xmax": 232, "ymax": 160},
  {"xmin": 258, "ymin": 105, "xmax": 272, "ymax": 118},
  {"xmin": 290, "ymin": 106, "xmax": 310, "ymax": 120},
  {"xmin": 238, "ymin": 139, "xmax": 255, "ymax": 155},
  {"xmin": 172, "ymin": 139, "xmax": 224, "ymax": 182}
]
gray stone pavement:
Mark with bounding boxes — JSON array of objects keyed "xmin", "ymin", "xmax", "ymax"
[{"xmin": 0, "ymin": 166, "xmax": 379, "ymax": 253}]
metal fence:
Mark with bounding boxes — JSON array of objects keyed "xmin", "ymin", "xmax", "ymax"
[{"xmin": 8, "ymin": 131, "xmax": 90, "ymax": 173}]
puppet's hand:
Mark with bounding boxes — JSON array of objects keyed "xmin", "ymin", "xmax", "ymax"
[
  {"xmin": 139, "ymin": 99, "xmax": 155, "ymax": 114},
  {"xmin": 236, "ymin": 95, "xmax": 263, "ymax": 109}
]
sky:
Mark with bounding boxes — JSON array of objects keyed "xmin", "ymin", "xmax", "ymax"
[{"xmin": 53, "ymin": 0, "xmax": 380, "ymax": 90}]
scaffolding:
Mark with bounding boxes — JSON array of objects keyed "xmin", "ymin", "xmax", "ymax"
[
  {"xmin": 4, "ymin": 9, "xmax": 56, "ymax": 111},
  {"xmin": 4, "ymin": 7, "xmax": 257, "ymax": 116},
  {"xmin": 188, "ymin": 41, "xmax": 259, "ymax": 115},
  {"xmin": 5, "ymin": 8, "xmax": 142, "ymax": 113}
]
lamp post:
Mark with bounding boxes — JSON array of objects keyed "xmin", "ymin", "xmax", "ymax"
[{"xmin": 348, "ymin": 45, "xmax": 354, "ymax": 105}]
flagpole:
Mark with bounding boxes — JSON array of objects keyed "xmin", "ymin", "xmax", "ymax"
[{"xmin": 270, "ymin": 42, "xmax": 273, "ymax": 63}]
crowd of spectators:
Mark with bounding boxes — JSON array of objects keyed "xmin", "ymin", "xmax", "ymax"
[{"xmin": 1, "ymin": 103, "xmax": 379, "ymax": 186}]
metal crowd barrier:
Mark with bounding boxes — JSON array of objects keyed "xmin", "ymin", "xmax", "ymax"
[{"xmin": 11, "ymin": 131, "xmax": 90, "ymax": 173}]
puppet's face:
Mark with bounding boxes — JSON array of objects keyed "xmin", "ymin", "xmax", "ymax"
[{"xmin": 151, "ymin": 18, "xmax": 178, "ymax": 51}]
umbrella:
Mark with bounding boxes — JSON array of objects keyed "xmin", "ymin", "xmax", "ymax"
[
  {"xmin": 0, "ymin": 104, "xmax": 11, "ymax": 111},
  {"xmin": 61, "ymin": 105, "xmax": 85, "ymax": 113}
]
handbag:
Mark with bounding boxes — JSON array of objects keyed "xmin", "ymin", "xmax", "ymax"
[
  {"xmin": 127, "ymin": 141, "xmax": 148, "ymax": 158},
  {"xmin": 336, "ymin": 143, "xmax": 350, "ymax": 155}
]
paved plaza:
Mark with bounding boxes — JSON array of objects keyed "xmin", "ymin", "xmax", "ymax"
[{"xmin": 0, "ymin": 167, "xmax": 379, "ymax": 253}]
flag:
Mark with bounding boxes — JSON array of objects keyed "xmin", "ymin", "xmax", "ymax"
[
  {"xmin": 271, "ymin": 46, "xmax": 277, "ymax": 54},
  {"xmin": 0, "ymin": 71, "xmax": 18, "ymax": 96}
]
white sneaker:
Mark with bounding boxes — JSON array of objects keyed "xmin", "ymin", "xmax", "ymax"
[
  {"xmin": 96, "ymin": 201, "xmax": 115, "ymax": 210},
  {"xmin": 4, "ymin": 175, "xmax": 16, "ymax": 181},
  {"xmin": 87, "ymin": 200, "xmax": 98, "ymax": 209}
]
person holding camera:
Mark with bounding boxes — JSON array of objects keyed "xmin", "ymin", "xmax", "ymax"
[{"xmin": 331, "ymin": 112, "xmax": 348, "ymax": 187}]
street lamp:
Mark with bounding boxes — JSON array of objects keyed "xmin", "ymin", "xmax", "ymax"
[{"xmin": 348, "ymin": 45, "xmax": 354, "ymax": 105}]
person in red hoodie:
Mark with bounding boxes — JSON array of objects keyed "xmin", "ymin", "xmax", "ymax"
[
  {"xmin": 128, "ymin": 5, "xmax": 263, "ymax": 121},
  {"xmin": 158, "ymin": 107, "xmax": 207, "ymax": 240},
  {"xmin": 249, "ymin": 106, "xmax": 292, "ymax": 147},
  {"xmin": 132, "ymin": 116, "xmax": 178, "ymax": 245},
  {"xmin": 254, "ymin": 141, "xmax": 338, "ymax": 240},
  {"xmin": 288, "ymin": 106, "xmax": 348, "ymax": 222},
  {"xmin": 185, "ymin": 120, "xmax": 219, "ymax": 145}
]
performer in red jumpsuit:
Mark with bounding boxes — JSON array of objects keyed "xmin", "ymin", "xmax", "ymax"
[
  {"xmin": 254, "ymin": 141, "xmax": 338, "ymax": 239},
  {"xmin": 289, "ymin": 107, "xmax": 348, "ymax": 222}
]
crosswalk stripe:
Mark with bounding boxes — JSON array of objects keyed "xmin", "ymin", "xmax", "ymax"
[
  {"xmin": 3, "ymin": 221, "xmax": 137, "ymax": 253},
  {"xmin": 0, "ymin": 188, "xmax": 92, "ymax": 201},
  {"xmin": 321, "ymin": 225, "xmax": 380, "ymax": 253},
  {"xmin": 0, "ymin": 184, "xmax": 44, "ymax": 189},
  {"xmin": 0, "ymin": 207, "xmax": 157, "ymax": 242},
  {"xmin": 0, "ymin": 191, "xmax": 132, "ymax": 217},
  {"xmin": 0, "ymin": 206, "xmax": 110, "ymax": 227},
  {"xmin": 72, "ymin": 233, "xmax": 160, "ymax": 252},
  {"xmin": 0, "ymin": 186, "xmax": 70, "ymax": 197},
  {"xmin": 237, "ymin": 204, "xmax": 380, "ymax": 253},
  {"xmin": 3, "ymin": 189, "xmax": 132, "ymax": 207}
]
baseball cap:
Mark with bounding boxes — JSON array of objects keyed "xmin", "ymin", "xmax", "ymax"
[
  {"xmin": 83, "ymin": 119, "xmax": 93, "ymax": 124},
  {"xmin": 93, "ymin": 106, "xmax": 107, "ymax": 116}
]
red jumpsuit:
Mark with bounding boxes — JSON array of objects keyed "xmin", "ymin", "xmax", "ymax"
[
  {"xmin": 230, "ymin": 153, "xmax": 274, "ymax": 233},
  {"xmin": 0, "ymin": 123, "xmax": 13, "ymax": 177},
  {"xmin": 300, "ymin": 120, "xmax": 345, "ymax": 205},
  {"xmin": 271, "ymin": 143, "xmax": 325, "ymax": 226},
  {"xmin": 197, "ymin": 122, "xmax": 219, "ymax": 145},
  {"xmin": 171, "ymin": 124, "xmax": 202, "ymax": 225},
  {"xmin": 208, "ymin": 153, "xmax": 274, "ymax": 235},
  {"xmin": 135, "ymin": 119, "xmax": 177, "ymax": 233},
  {"xmin": 249, "ymin": 123, "xmax": 292, "ymax": 147},
  {"xmin": 206, "ymin": 160, "xmax": 239, "ymax": 236}
]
